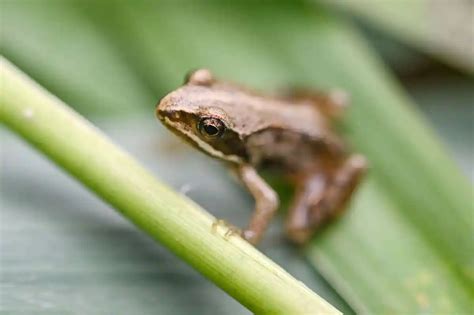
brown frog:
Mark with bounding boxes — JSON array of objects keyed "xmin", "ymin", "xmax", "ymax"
[{"xmin": 156, "ymin": 69, "xmax": 367, "ymax": 245}]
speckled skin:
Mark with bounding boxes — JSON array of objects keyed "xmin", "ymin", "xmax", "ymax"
[{"xmin": 156, "ymin": 69, "xmax": 367, "ymax": 245}]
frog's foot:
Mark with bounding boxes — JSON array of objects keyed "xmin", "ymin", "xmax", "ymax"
[
  {"xmin": 211, "ymin": 219, "xmax": 242, "ymax": 240},
  {"xmin": 241, "ymin": 229, "xmax": 261, "ymax": 245},
  {"xmin": 224, "ymin": 225, "xmax": 242, "ymax": 239},
  {"xmin": 211, "ymin": 219, "xmax": 226, "ymax": 234}
]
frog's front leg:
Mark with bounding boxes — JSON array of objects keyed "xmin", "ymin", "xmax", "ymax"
[{"xmin": 234, "ymin": 164, "xmax": 279, "ymax": 245}]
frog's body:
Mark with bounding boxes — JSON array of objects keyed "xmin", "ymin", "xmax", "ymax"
[
  {"xmin": 159, "ymin": 82, "xmax": 345, "ymax": 170},
  {"xmin": 157, "ymin": 69, "xmax": 367, "ymax": 245}
]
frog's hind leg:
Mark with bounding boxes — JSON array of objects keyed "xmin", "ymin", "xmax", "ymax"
[
  {"xmin": 285, "ymin": 173, "xmax": 329, "ymax": 244},
  {"xmin": 311, "ymin": 154, "xmax": 367, "ymax": 229},
  {"xmin": 285, "ymin": 154, "xmax": 367, "ymax": 244}
]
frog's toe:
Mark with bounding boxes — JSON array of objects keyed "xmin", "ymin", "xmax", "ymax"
[{"xmin": 241, "ymin": 229, "xmax": 260, "ymax": 245}]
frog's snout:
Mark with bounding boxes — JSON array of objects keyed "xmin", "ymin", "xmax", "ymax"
[
  {"xmin": 156, "ymin": 95, "xmax": 185, "ymax": 128},
  {"xmin": 155, "ymin": 102, "xmax": 165, "ymax": 121},
  {"xmin": 155, "ymin": 95, "xmax": 172, "ymax": 121}
]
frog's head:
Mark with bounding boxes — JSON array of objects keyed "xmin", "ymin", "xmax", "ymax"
[{"xmin": 156, "ymin": 69, "xmax": 248, "ymax": 164}]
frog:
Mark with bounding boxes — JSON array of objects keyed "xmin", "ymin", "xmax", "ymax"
[{"xmin": 156, "ymin": 69, "xmax": 367, "ymax": 245}]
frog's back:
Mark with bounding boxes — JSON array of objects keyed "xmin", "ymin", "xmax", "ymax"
[
  {"xmin": 211, "ymin": 81, "xmax": 336, "ymax": 138},
  {"xmin": 231, "ymin": 91, "xmax": 347, "ymax": 172}
]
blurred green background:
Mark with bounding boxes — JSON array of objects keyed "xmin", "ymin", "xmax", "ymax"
[{"xmin": 1, "ymin": 1, "xmax": 472, "ymax": 314}]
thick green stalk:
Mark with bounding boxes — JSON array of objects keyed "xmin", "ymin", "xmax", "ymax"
[{"xmin": 0, "ymin": 57, "xmax": 339, "ymax": 315}]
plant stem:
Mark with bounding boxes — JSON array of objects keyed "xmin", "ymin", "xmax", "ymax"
[{"xmin": 0, "ymin": 57, "xmax": 340, "ymax": 314}]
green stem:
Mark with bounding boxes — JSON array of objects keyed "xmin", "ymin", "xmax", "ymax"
[{"xmin": 0, "ymin": 57, "xmax": 339, "ymax": 314}]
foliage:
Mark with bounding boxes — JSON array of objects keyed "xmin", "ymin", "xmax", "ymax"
[{"xmin": 1, "ymin": 1, "xmax": 472, "ymax": 314}]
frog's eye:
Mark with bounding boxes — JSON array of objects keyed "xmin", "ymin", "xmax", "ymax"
[{"xmin": 198, "ymin": 117, "xmax": 225, "ymax": 138}]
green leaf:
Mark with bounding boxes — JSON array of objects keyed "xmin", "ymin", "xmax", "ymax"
[
  {"xmin": 1, "ymin": 1, "xmax": 472, "ymax": 314},
  {"xmin": 0, "ymin": 0, "xmax": 155, "ymax": 116},
  {"xmin": 327, "ymin": 0, "xmax": 474, "ymax": 74}
]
